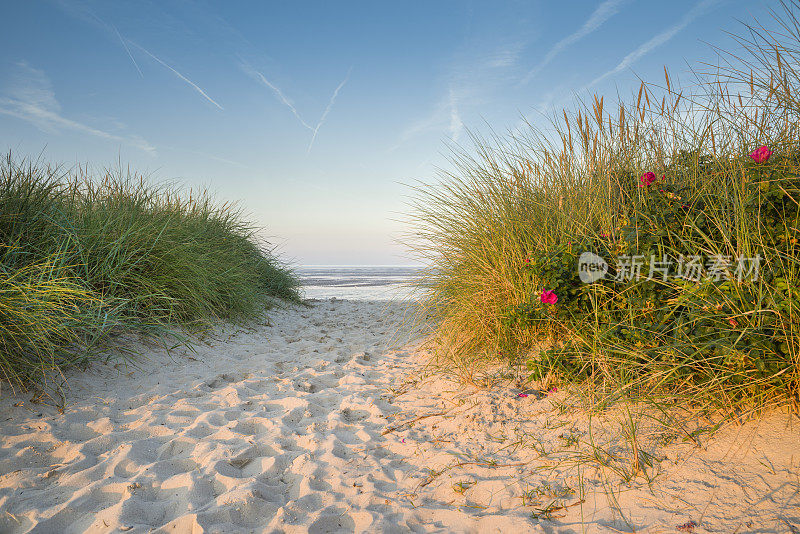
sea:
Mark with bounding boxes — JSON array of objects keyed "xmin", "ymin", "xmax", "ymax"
[{"xmin": 296, "ymin": 265, "xmax": 422, "ymax": 301}]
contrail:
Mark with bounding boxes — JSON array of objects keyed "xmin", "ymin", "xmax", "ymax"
[
  {"xmin": 57, "ymin": 4, "xmax": 145, "ymax": 79},
  {"xmin": 521, "ymin": 0, "xmax": 627, "ymax": 86},
  {"xmin": 242, "ymin": 61, "xmax": 350, "ymax": 153},
  {"xmin": 307, "ymin": 68, "xmax": 351, "ymax": 153},
  {"xmin": 113, "ymin": 25, "xmax": 143, "ymax": 78},
  {"xmin": 245, "ymin": 65, "xmax": 314, "ymax": 130},
  {"xmin": 130, "ymin": 42, "xmax": 224, "ymax": 110},
  {"xmin": 587, "ymin": 0, "xmax": 718, "ymax": 88}
]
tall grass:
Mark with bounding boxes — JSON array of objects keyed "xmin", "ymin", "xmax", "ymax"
[
  {"xmin": 0, "ymin": 155, "xmax": 299, "ymax": 391},
  {"xmin": 409, "ymin": 3, "xmax": 800, "ymax": 412}
]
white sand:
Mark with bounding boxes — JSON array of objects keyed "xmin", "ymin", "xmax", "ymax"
[{"xmin": 0, "ymin": 300, "xmax": 797, "ymax": 533}]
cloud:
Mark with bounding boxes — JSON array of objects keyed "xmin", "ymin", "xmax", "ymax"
[
  {"xmin": 521, "ymin": 0, "xmax": 628, "ymax": 86},
  {"xmin": 396, "ymin": 39, "xmax": 524, "ymax": 151},
  {"xmin": 587, "ymin": 0, "xmax": 719, "ymax": 88},
  {"xmin": 395, "ymin": 85, "xmax": 464, "ymax": 150},
  {"xmin": 130, "ymin": 42, "xmax": 224, "ymax": 110},
  {"xmin": 0, "ymin": 61, "xmax": 154, "ymax": 153},
  {"xmin": 482, "ymin": 43, "xmax": 524, "ymax": 69},
  {"xmin": 448, "ymin": 88, "xmax": 464, "ymax": 143}
]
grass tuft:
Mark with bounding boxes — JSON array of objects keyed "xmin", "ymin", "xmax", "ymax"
[
  {"xmin": 0, "ymin": 154, "xmax": 299, "ymax": 391},
  {"xmin": 408, "ymin": 2, "xmax": 800, "ymax": 414}
]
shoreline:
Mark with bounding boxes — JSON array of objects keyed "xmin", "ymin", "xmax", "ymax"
[{"xmin": 0, "ymin": 300, "xmax": 797, "ymax": 533}]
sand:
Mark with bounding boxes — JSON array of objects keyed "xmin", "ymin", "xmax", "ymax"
[{"xmin": 0, "ymin": 300, "xmax": 798, "ymax": 533}]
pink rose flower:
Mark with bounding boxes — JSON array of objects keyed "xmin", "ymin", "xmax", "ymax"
[
  {"xmin": 749, "ymin": 145, "xmax": 773, "ymax": 163},
  {"xmin": 638, "ymin": 172, "xmax": 657, "ymax": 187},
  {"xmin": 540, "ymin": 290, "xmax": 558, "ymax": 304}
]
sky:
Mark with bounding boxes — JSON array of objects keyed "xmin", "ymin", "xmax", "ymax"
[{"xmin": 0, "ymin": 0, "xmax": 782, "ymax": 265}]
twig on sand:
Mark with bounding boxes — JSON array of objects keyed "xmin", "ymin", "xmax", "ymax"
[
  {"xmin": 450, "ymin": 460, "xmax": 529, "ymax": 469},
  {"xmin": 531, "ymin": 498, "xmax": 586, "ymax": 520},
  {"xmin": 418, "ymin": 460, "xmax": 531, "ymax": 488},
  {"xmin": 382, "ymin": 411, "xmax": 451, "ymax": 435}
]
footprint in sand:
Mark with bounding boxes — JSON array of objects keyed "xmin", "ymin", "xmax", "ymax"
[
  {"xmin": 294, "ymin": 380, "xmax": 320, "ymax": 393},
  {"xmin": 308, "ymin": 508, "xmax": 357, "ymax": 534},
  {"xmin": 340, "ymin": 407, "xmax": 369, "ymax": 423},
  {"xmin": 204, "ymin": 372, "xmax": 250, "ymax": 389}
]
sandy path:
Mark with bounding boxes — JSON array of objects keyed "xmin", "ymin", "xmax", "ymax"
[{"xmin": 0, "ymin": 300, "xmax": 798, "ymax": 533}]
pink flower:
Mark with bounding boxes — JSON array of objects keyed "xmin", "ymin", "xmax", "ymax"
[
  {"xmin": 638, "ymin": 172, "xmax": 657, "ymax": 187},
  {"xmin": 540, "ymin": 290, "xmax": 558, "ymax": 304},
  {"xmin": 749, "ymin": 145, "xmax": 773, "ymax": 163},
  {"xmin": 547, "ymin": 386, "xmax": 558, "ymax": 394},
  {"xmin": 524, "ymin": 257, "xmax": 531, "ymax": 264},
  {"xmin": 517, "ymin": 393, "xmax": 529, "ymax": 398}
]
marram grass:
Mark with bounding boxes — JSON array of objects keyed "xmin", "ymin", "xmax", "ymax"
[
  {"xmin": 0, "ymin": 155, "xmax": 300, "ymax": 391},
  {"xmin": 409, "ymin": 2, "xmax": 800, "ymax": 413}
]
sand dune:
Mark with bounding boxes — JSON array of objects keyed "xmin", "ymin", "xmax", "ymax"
[{"xmin": 0, "ymin": 301, "xmax": 797, "ymax": 533}]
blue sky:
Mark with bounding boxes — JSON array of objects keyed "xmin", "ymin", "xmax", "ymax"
[{"xmin": 0, "ymin": 0, "xmax": 779, "ymax": 265}]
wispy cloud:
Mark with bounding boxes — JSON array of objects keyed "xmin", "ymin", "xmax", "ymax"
[
  {"xmin": 587, "ymin": 0, "xmax": 719, "ymax": 88},
  {"xmin": 307, "ymin": 68, "xmax": 352, "ymax": 152},
  {"xmin": 448, "ymin": 88, "xmax": 463, "ymax": 143},
  {"xmin": 129, "ymin": 42, "xmax": 224, "ymax": 110},
  {"xmin": 242, "ymin": 62, "xmax": 351, "ymax": 153},
  {"xmin": 482, "ymin": 43, "xmax": 524, "ymax": 70},
  {"xmin": 396, "ymin": 41, "xmax": 520, "ymax": 151},
  {"xmin": 395, "ymin": 84, "xmax": 464, "ymax": 150},
  {"xmin": 0, "ymin": 61, "xmax": 154, "ymax": 152},
  {"xmin": 521, "ymin": 0, "xmax": 628, "ymax": 86}
]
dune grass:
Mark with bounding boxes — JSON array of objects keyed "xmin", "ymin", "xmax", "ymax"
[
  {"xmin": 0, "ymin": 155, "xmax": 300, "ymax": 391},
  {"xmin": 409, "ymin": 2, "xmax": 800, "ymax": 414}
]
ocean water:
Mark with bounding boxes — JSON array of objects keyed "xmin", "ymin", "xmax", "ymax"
[{"xmin": 296, "ymin": 265, "xmax": 422, "ymax": 301}]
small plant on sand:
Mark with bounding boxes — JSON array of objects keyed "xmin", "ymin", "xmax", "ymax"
[
  {"xmin": 521, "ymin": 481, "xmax": 577, "ymax": 519},
  {"xmin": 452, "ymin": 480, "xmax": 475, "ymax": 494}
]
